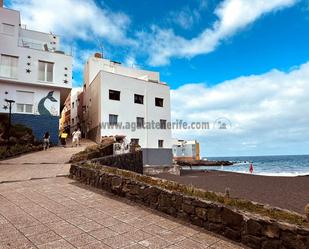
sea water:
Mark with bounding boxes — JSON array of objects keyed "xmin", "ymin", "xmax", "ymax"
[{"xmin": 197, "ymin": 155, "xmax": 309, "ymax": 177}]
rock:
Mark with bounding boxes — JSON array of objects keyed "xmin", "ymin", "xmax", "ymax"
[
  {"xmin": 182, "ymin": 203, "xmax": 194, "ymax": 215},
  {"xmin": 246, "ymin": 219, "xmax": 262, "ymax": 236},
  {"xmin": 195, "ymin": 207, "xmax": 207, "ymax": 220},
  {"xmin": 224, "ymin": 227, "xmax": 241, "ymax": 241},
  {"xmin": 281, "ymin": 231, "xmax": 307, "ymax": 249},
  {"xmin": 241, "ymin": 235, "xmax": 262, "ymax": 249},
  {"xmin": 221, "ymin": 207, "xmax": 243, "ymax": 229},
  {"xmin": 261, "ymin": 239, "xmax": 281, "ymax": 249},
  {"xmin": 263, "ymin": 224, "xmax": 280, "ymax": 239},
  {"xmin": 207, "ymin": 207, "xmax": 222, "ymax": 223}
]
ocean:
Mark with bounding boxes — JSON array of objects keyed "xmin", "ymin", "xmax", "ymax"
[{"xmin": 197, "ymin": 155, "xmax": 309, "ymax": 177}]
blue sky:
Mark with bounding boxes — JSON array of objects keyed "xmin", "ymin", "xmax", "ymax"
[{"xmin": 7, "ymin": 0, "xmax": 309, "ymax": 156}]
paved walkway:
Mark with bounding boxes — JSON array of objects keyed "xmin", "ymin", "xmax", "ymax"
[
  {"xmin": 0, "ymin": 140, "xmax": 94, "ymax": 183},
  {"xmin": 0, "ymin": 143, "xmax": 246, "ymax": 249}
]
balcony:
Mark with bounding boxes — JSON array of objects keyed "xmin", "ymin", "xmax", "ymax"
[{"xmin": 18, "ymin": 39, "xmax": 72, "ymax": 56}]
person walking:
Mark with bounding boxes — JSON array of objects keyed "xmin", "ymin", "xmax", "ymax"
[
  {"xmin": 43, "ymin": 132, "xmax": 50, "ymax": 150},
  {"xmin": 72, "ymin": 128, "xmax": 81, "ymax": 147}
]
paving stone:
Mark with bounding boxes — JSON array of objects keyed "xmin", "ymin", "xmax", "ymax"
[
  {"xmin": 27, "ymin": 230, "xmax": 61, "ymax": 246},
  {"xmin": 90, "ymin": 227, "xmax": 119, "ymax": 240},
  {"xmin": 66, "ymin": 232, "xmax": 98, "ymax": 247},
  {"xmin": 103, "ymin": 234, "xmax": 136, "ymax": 248},
  {"xmin": 138, "ymin": 236, "xmax": 171, "ymax": 249}
]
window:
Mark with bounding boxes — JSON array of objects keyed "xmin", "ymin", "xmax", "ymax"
[
  {"xmin": 158, "ymin": 140, "xmax": 164, "ymax": 148},
  {"xmin": 72, "ymin": 118, "xmax": 74, "ymax": 124},
  {"xmin": 109, "ymin": 90, "xmax": 120, "ymax": 101},
  {"xmin": 136, "ymin": 117, "xmax": 144, "ymax": 128},
  {"xmin": 72, "ymin": 102, "xmax": 74, "ymax": 108},
  {"xmin": 109, "ymin": 114, "xmax": 118, "ymax": 125},
  {"xmin": 155, "ymin": 97, "xmax": 164, "ymax": 107},
  {"xmin": 134, "ymin": 94, "xmax": 144, "ymax": 104},
  {"xmin": 131, "ymin": 138, "xmax": 139, "ymax": 145},
  {"xmin": 38, "ymin": 61, "xmax": 53, "ymax": 82},
  {"xmin": 2, "ymin": 23, "xmax": 15, "ymax": 35},
  {"xmin": 0, "ymin": 54, "xmax": 18, "ymax": 78},
  {"xmin": 16, "ymin": 91, "xmax": 34, "ymax": 114},
  {"xmin": 160, "ymin": 119, "xmax": 167, "ymax": 129}
]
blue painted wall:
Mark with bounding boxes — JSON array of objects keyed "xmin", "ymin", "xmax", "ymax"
[{"xmin": 12, "ymin": 114, "xmax": 59, "ymax": 145}]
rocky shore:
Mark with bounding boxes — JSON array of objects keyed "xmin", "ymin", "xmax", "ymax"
[{"xmin": 176, "ymin": 159, "xmax": 233, "ymax": 167}]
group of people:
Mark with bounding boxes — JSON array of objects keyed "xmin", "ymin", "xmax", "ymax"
[{"xmin": 42, "ymin": 128, "xmax": 82, "ymax": 150}]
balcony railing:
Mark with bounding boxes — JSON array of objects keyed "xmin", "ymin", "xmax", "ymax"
[{"xmin": 18, "ymin": 39, "xmax": 72, "ymax": 56}]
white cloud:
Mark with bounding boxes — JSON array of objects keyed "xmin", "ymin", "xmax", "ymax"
[
  {"xmin": 139, "ymin": 0, "xmax": 298, "ymax": 66},
  {"xmin": 171, "ymin": 61, "xmax": 309, "ymax": 156},
  {"xmin": 10, "ymin": 0, "xmax": 132, "ymax": 45},
  {"xmin": 167, "ymin": 1, "xmax": 208, "ymax": 30}
]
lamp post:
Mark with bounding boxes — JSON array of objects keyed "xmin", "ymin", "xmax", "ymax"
[{"xmin": 3, "ymin": 99, "xmax": 15, "ymax": 146}]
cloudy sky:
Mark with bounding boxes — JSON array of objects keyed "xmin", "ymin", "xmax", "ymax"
[{"xmin": 7, "ymin": 0, "xmax": 309, "ymax": 156}]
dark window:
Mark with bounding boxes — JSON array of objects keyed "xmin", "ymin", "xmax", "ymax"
[
  {"xmin": 109, "ymin": 114, "xmax": 118, "ymax": 125},
  {"xmin": 160, "ymin": 119, "xmax": 167, "ymax": 129},
  {"xmin": 131, "ymin": 138, "xmax": 139, "ymax": 145},
  {"xmin": 134, "ymin": 94, "xmax": 144, "ymax": 104},
  {"xmin": 72, "ymin": 102, "xmax": 74, "ymax": 108},
  {"xmin": 109, "ymin": 90, "xmax": 120, "ymax": 101},
  {"xmin": 155, "ymin": 97, "xmax": 163, "ymax": 107},
  {"xmin": 158, "ymin": 140, "xmax": 164, "ymax": 148},
  {"xmin": 137, "ymin": 117, "xmax": 144, "ymax": 128}
]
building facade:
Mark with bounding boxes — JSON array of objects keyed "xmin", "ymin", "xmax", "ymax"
[
  {"xmin": 172, "ymin": 139, "xmax": 200, "ymax": 161},
  {"xmin": 0, "ymin": 6, "xmax": 72, "ymax": 144},
  {"xmin": 83, "ymin": 54, "xmax": 172, "ymax": 165}
]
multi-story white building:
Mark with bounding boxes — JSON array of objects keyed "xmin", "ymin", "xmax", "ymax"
[
  {"xmin": 0, "ymin": 5, "xmax": 72, "ymax": 144},
  {"xmin": 83, "ymin": 54, "xmax": 172, "ymax": 165},
  {"xmin": 70, "ymin": 87, "xmax": 82, "ymax": 133}
]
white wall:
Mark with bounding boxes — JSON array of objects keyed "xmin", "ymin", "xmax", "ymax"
[
  {"xmin": 84, "ymin": 56, "xmax": 160, "ymax": 88},
  {"xmin": 99, "ymin": 71, "xmax": 172, "ymax": 149},
  {"xmin": 0, "ymin": 82, "xmax": 60, "ymax": 116},
  {"xmin": 70, "ymin": 87, "xmax": 82, "ymax": 131},
  {"xmin": 0, "ymin": 8, "xmax": 72, "ymax": 92}
]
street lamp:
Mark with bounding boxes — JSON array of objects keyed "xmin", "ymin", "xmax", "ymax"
[{"xmin": 3, "ymin": 98, "xmax": 15, "ymax": 146}]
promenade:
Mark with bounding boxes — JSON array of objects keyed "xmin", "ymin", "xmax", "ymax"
[{"xmin": 0, "ymin": 142, "xmax": 245, "ymax": 249}]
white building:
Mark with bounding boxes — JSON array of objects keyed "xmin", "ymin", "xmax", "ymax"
[
  {"xmin": 0, "ymin": 5, "xmax": 72, "ymax": 144},
  {"xmin": 83, "ymin": 54, "xmax": 172, "ymax": 165},
  {"xmin": 70, "ymin": 87, "xmax": 82, "ymax": 133},
  {"xmin": 172, "ymin": 139, "xmax": 201, "ymax": 161}
]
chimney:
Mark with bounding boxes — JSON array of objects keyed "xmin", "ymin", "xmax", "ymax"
[{"xmin": 94, "ymin": 53, "xmax": 102, "ymax": 59}]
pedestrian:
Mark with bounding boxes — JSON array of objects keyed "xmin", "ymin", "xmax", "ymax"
[
  {"xmin": 249, "ymin": 163, "xmax": 254, "ymax": 174},
  {"xmin": 72, "ymin": 128, "xmax": 81, "ymax": 147},
  {"xmin": 43, "ymin": 132, "xmax": 50, "ymax": 150},
  {"xmin": 60, "ymin": 131, "xmax": 68, "ymax": 147}
]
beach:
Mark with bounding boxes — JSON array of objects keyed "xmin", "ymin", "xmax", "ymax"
[{"xmin": 156, "ymin": 170, "xmax": 309, "ymax": 214}]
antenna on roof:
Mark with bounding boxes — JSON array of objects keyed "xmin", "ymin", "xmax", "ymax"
[{"xmin": 96, "ymin": 39, "xmax": 104, "ymax": 58}]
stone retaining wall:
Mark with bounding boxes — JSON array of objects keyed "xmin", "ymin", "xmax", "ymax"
[
  {"xmin": 70, "ymin": 164, "xmax": 309, "ymax": 249},
  {"xmin": 91, "ymin": 151, "xmax": 143, "ymax": 174}
]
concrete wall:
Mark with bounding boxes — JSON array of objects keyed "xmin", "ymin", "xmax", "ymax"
[
  {"xmin": 12, "ymin": 113, "xmax": 59, "ymax": 144},
  {"xmin": 142, "ymin": 148, "xmax": 173, "ymax": 166}
]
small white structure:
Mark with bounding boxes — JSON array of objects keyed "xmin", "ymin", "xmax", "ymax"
[
  {"xmin": 83, "ymin": 54, "xmax": 172, "ymax": 165},
  {"xmin": 172, "ymin": 139, "xmax": 201, "ymax": 161},
  {"xmin": 0, "ymin": 5, "xmax": 72, "ymax": 143}
]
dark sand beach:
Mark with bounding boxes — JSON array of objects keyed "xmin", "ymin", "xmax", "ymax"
[{"xmin": 156, "ymin": 170, "xmax": 309, "ymax": 214}]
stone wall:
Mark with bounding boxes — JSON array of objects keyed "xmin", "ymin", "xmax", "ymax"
[
  {"xmin": 12, "ymin": 113, "xmax": 59, "ymax": 145},
  {"xmin": 70, "ymin": 164, "xmax": 309, "ymax": 249},
  {"xmin": 91, "ymin": 151, "xmax": 143, "ymax": 174}
]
